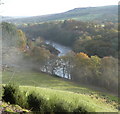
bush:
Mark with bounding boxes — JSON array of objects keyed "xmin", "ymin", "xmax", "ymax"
[
  {"xmin": 27, "ymin": 92, "xmax": 74, "ymax": 113},
  {"xmin": 73, "ymin": 106, "xmax": 88, "ymax": 113},
  {"xmin": 53, "ymin": 102, "xmax": 67, "ymax": 112},
  {"xmin": 27, "ymin": 93, "xmax": 45, "ymax": 111},
  {"xmin": 2, "ymin": 83, "xmax": 27, "ymax": 108},
  {"xmin": 2, "ymin": 83, "xmax": 19, "ymax": 104},
  {"xmin": 53, "ymin": 100, "xmax": 69, "ymax": 112}
]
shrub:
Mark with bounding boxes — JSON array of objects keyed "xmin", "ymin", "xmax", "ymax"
[
  {"xmin": 27, "ymin": 93, "xmax": 73, "ymax": 113},
  {"xmin": 53, "ymin": 100, "xmax": 69, "ymax": 112},
  {"xmin": 2, "ymin": 83, "xmax": 19, "ymax": 104},
  {"xmin": 2, "ymin": 83, "xmax": 27, "ymax": 108},
  {"xmin": 16, "ymin": 91, "xmax": 28, "ymax": 108},
  {"xmin": 73, "ymin": 106, "xmax": 88, "ymax": 113},
  {"xmin": 27, "ymin": 93, "xmax": 45, "ymax": 111}
]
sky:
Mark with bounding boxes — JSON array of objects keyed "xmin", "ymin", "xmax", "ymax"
[{"xmin": 0, "ymin": 0, "xmax": 119, "ymax": 17}]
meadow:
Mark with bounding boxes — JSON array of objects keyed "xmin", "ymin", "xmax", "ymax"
[{"xmin": 2, "ymin": 69, "xmax": 119, "ymax": 112}]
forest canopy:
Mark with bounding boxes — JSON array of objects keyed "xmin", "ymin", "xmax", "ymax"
[{"xmin": 20, "ymin": 20, "xmax": 118, "ymax": 58}]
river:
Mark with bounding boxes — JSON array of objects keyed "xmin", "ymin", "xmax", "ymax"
[{"xmin": 45, "ymin": 40, "xmax": 72, "ymax": 56}]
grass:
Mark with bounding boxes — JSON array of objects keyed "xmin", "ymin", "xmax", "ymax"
[
  {"xmin": 2, "ymin": 70, "xmax": 119, "ymax": 112},
  {"xmin": 3, "ymin": 70, "xmax": 98, "ymax": 94},
  {"xmin": 20, "ymin": 86, "xmax": 118, "ymax": 112}
]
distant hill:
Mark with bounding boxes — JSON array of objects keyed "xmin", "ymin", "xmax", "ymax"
[
  {"xmin": 3, "ymin": 5, "xmax": 118, "ymax": 24},
  {"xmin": 2, "ymin": 16, "xmax": 14, "ymax": 21}
]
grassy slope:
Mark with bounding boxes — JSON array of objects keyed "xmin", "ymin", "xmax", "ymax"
[
  {"xmin": 21, "ymin": 86, "xmax": 117, "ymax": 112},
  {"xmin": 2, "ymin": 70, "xmax": 119, "ymax": 112}
]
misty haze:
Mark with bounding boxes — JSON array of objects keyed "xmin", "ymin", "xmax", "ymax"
[{"xmin": 0, "ymin": 0, "xmax": 119, "ymax": 113}]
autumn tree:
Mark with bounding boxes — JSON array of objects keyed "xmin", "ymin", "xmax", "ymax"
[
  {"xmin": 29, "ymin": 46, "xmax": 52, "ymax": 71},
  {"xmin": 17, "ymin": 30, "xmax": 27, "ymax": 51},
  {"xmin": 71, "ymin": 52, "xmax": 90, "ymax": 83}
]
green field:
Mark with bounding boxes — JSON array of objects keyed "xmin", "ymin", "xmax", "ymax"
[
  {"xmin": 20, "ymin": 86, "xmax": 117, "ymax": 112},
  {"xmin": 2, "ymin": 70, "xmax": 119, "ymax": 112}
]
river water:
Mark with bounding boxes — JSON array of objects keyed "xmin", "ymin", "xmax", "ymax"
[{"xmin": 45, "ymin": 41, "xmax": 71, "ymax": 56}]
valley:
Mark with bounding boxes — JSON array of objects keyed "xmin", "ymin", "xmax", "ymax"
[{"xmin": 1, "ymin": 4, "xmax": 119, "ymax": 113}]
